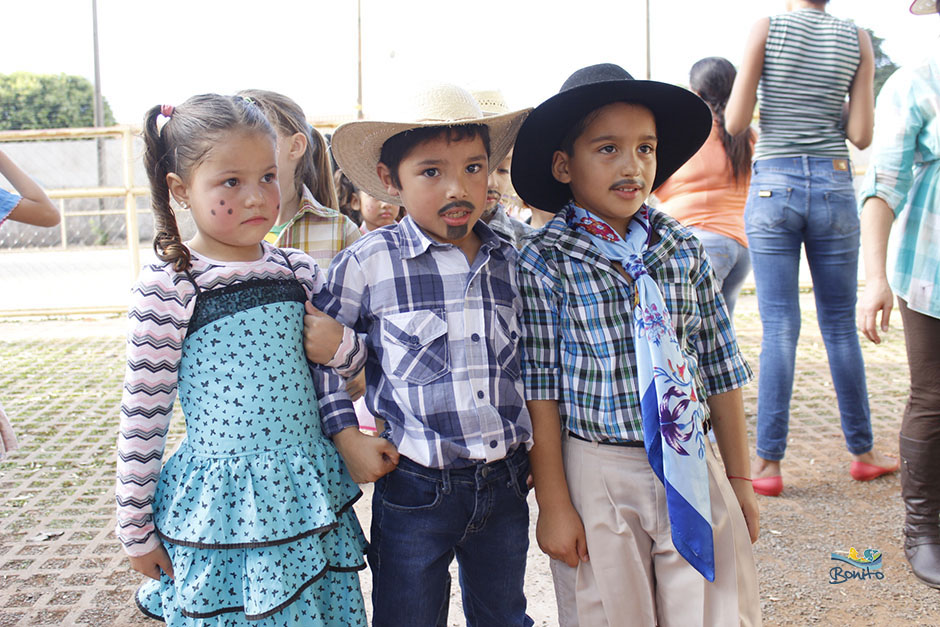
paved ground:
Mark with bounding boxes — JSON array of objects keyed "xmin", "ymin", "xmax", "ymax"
[{"xmin": 0, "ymin": 291, "xmax": 937, "ymax": 626}]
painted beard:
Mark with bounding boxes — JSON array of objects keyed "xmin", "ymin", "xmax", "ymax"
[{"xmin": 439, "ymin": 200, "xmax": 476, "ymax": 240}]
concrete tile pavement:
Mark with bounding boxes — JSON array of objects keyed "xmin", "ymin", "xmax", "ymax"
[{"xmin": 0, "ymin": 292, "xmax": 936, "ymax": 626}]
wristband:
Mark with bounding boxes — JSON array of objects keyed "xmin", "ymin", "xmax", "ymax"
[{"xmin": 726, "ymin": 475, "xmax": 752, "ymax": 482}]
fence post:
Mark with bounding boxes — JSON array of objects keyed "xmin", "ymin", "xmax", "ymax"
[{"xmin": 123, "ymin": 126, "xmax": 141, "ymax": 282}]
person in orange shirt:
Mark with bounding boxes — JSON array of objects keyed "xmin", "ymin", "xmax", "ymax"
[{"xmin": 655, "ymin": 57, "xmax": 755, "ymax": 317}]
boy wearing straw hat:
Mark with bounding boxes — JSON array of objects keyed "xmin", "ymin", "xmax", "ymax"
[
  {"xmin": 310, "ymin": 83, "xmax": 534, "ymax": 626},
  {"xmin": 512, "ymin": 63, "xmax": 761, "ymax": 625}
]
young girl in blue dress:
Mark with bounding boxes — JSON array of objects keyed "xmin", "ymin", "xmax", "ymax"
[{"xmin": 115, "ymin": 93, "xmax": 367, "ymax": 625}]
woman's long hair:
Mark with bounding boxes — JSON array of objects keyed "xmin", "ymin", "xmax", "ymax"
[{"xmin": 690, "ymin": 57, "xmax": 754, "ymax": 184}]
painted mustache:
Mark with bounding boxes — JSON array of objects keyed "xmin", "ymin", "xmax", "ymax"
[
  {"xmin": 610, "ymin": 178, "xmax": 646, "ymax": 191},
  {"xmin": 438, "ymin": 200, "xmax": 476, "ymax": 215}
]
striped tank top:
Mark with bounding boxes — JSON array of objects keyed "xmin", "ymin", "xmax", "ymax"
[{"xmin": 754, "ymin": 8, "xmax": 860, "ymax": 160}]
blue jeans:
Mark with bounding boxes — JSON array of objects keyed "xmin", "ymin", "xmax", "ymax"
[
  {"xmin": 745, "ymin": 157, "xmax": 873, "ymax": 461},
  {"xmin": 689, "ymin": 227, "xmax": 751, "ymax": 317},
  {"xmin": 368, "ymin": 446, "xmax": 533, "ymax": 627}
]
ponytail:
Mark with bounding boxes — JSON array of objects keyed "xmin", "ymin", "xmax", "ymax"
[
  {"xmin": 689, "ymin": 57, "xmax": 754, "ymax": 185},
  {"xmin": 308, "ymin": 127, "xmax": 340, "ymax": 211},
  {"xmin": 142, "ymin": 105, "xmax": 191, "ymax": 272}
]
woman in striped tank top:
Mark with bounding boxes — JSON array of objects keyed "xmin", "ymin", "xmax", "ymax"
[{"xmin": 725, "ymin": 0, "xmax": 898, "ymax": 496}]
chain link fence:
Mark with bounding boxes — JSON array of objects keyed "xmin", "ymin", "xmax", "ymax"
[{"xmin": 0, "ymin": 127, "xmax": 183, "ymax": 315}]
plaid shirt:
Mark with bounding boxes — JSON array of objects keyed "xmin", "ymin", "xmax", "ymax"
[
  {"xmin": 487, "ymin": 203, "xmax": 534, "ymax": 249},
  {"xmin": 517, "ymin": 207, "xmax": 751, "ymax": 442},
  {"xmin": 267, "ymin": 186, "xmax": 361, "ymax": 269},
  {"xmin": 311, "ymin": 215, "xmax": 533, "ymax": 469}
]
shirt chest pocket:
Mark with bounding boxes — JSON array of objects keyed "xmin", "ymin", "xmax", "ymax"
[
  {"xmin": 381, "ymin": 309, "xmax": 449, "ymax": 385},
  {"xmin": 492, "ymin": 304, "xmax": 522, "ymax": 380}
]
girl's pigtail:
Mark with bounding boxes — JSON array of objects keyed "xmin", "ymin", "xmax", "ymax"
[{"xmin": 143, "ymin": 105, "xmax": 191, "ymax": 272}]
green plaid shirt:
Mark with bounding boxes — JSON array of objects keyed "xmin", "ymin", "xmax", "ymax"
[{"xmin": 517, "ymin": 207, "xmax": 752, "ymax": 442}]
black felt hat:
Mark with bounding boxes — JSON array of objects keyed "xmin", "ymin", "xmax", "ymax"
[{"xmin": 511, "ymin": 63, "xmax": 712, "ymax": 213}]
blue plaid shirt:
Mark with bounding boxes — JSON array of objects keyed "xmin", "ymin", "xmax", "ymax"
[
  {"xmin": 312, "ymin": 215, "xmax": 533, "ymax": 469},
  {"xmin": 517, "ymin": 207, "xmax": 751, "ymax": 442}
]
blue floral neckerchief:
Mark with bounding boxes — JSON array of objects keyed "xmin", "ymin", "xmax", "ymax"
[{"xmin": 566, "ymin": 202, "xmax": 715, "ymax": 582}]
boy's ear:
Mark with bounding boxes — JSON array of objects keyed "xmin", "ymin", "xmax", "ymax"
[
  {"xmin": 552, "ymin": 150, "xmax": 572, "ymax": 184},
  {"xmin": 350, "ymin": 193, "xmax": 361, "ymax": 213},
  {"xmin": 166, "ymin": 172, "xmax": 190, "ymax": 209},
  {"xmin": 376, "ymin": 162, "xmax": 402, "ymax": 198},
  {"xmin": 288, "ymin": 131, "xmax": 308, "ymax": 160}
]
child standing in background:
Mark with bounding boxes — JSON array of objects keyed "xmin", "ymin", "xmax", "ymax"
[
  {"xmin": 0, "ymin": 148, "xmax": 60, "ymax": 459},
  {"xmin": 116, "ymin": 94, "xmax": 367, "ymax": 625},
  {"xmin": 239, "ymin": 89, "xmax": 360, "ymax": 269}
]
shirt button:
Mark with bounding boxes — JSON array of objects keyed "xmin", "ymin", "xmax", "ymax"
[
  {"xmin": 471, "ymin": 333, "xmax": 480, "ymax": 342},
  {"xmin": 477, "ymin": 390, "xmax": 484, "ymax": 399},
  {"xmin": 489, "ymin": 440, "xmax": 498, "ymax": 448},
  {"xmin": 511, "ymin": 331, "xmax": 518, "ymax": 340}
]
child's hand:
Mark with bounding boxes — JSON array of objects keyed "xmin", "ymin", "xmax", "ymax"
[
  {"xmin": 303, "ymin": 302, "xmax": 345, "ymax": 364},
  {"xmin": 345, "ymin": 369, "xmax": 366, "ymax": 402},
  {"xmin": 128, "ymin": 544, "xmax": 175, "ymax": 581},
  {"xmin": 729, "ymin": 477, "xmax": 760, "ymax": 543},
  {"xmin": 536, "ymin": 501, "xmax": 589, "ymax": 567},
  {"xmin": 333, "ymin": 426, "xmax": 399, "ymax": 483}
]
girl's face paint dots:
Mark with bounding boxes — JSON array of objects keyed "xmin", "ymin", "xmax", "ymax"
[{"xmin": 168, "ymin": 129, "xmax": 280, "ymax": 261}]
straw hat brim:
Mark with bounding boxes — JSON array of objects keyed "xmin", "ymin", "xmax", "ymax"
[
  {"xmin": 331, "ymin": 109, "xmax": 530, "ymax": 206},
  {"xmin": 511, "ymin": 80, "xmax": 711, "ymax": 213},
  {"xmin": 911, "ymin": 0, "xmax": 938, "ymax": 14}
]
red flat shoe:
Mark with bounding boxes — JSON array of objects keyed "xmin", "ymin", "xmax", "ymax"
[
  {"xmin": 850, "ymin": 459, "xmax": 900, "ymax": 481},
  {"xmin": 752, "ymin": 475, "xmax": 783, "ymax": 496}
]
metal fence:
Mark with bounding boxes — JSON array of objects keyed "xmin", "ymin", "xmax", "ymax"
[
  {"xmin": 0, "ymin": 124, "xmax": 873, "ymax": 317},
  {"xmin": 0, "ymin": 126, "xmax": 155, "ymax": 315}
]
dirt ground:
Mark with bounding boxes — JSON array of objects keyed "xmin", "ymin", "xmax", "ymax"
[{"xmin": 0, "ymin": 291, "xmax": 938, "ymax": 626}]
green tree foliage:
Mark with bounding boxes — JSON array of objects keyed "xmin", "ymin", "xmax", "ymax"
[
  {"xmin": 0, "ymin": 72, "xmax": 115, "ymax": 130},
  {"xmin": 867, "ymin": 29, "xmax": 899, "ymax": 99}
]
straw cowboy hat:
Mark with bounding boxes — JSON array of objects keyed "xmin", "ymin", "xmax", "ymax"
[
  {"xmin": 911, "ymin": 0, "xmax": 938, "ymax": 14},
  {"xmin": 511, "ymin": 63, "xmax": 711, "ymax": 213},
  {"xmin": 471, "ymin": 89, "xmax": 510, "ymax": 116},
  {"xmin": 331, "ymin": 83, "xmax": 530, "ymax": 205}
]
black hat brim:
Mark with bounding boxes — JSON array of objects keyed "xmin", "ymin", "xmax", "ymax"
[{"xmin": 511, "ymin": 79, "xmax": 712, "ymax": 213}]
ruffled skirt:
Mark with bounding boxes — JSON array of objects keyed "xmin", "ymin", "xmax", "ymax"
[{"xmin": 136, "ymin": 438, "xmax": 367, "ymax": 625}]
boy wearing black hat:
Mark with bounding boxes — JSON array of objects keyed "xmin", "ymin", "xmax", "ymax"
[{"xmin": 513, "ymin": 64, "xmax": 761, "ymax": 625}]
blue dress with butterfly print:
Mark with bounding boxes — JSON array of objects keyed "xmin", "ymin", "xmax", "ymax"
[{"xmin": 135, "ymin": 251, "xmax": 367, "ymax": 626}]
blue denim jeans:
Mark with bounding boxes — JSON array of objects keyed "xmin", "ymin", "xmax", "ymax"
[
  {"xmin": 368, "ymin": 446, "xmax": 533, "ymax": 627},
  {"xmin": 745, "ymin": 157, "xmax": 873, "ymax": 461},
  {"xmin": 689, "ymin": 227, "xmax": 751, "ymax": 317}
]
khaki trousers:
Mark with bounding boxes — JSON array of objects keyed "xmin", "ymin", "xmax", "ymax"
[{"xmin": 550, "ymin": 436, "xmax": 761, "ymax": 627}]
